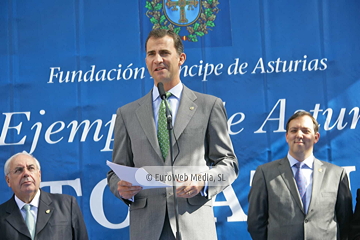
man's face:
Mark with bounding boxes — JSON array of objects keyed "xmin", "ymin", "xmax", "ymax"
[
  {"xmin": 286, "ymin": 115, "xmax": 320, "ymax": 160},
  {"xmin": 5, "ymin": 154, "xmax": 41, "ymax": 202},
  {"xmin": 145, "ymin": 35, "xmax": 185, "ymax": 87}
]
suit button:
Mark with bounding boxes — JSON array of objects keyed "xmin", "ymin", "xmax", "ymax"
[{"xmin": 304, "ymin": 219, "xmax": 309, "ymax": 223}]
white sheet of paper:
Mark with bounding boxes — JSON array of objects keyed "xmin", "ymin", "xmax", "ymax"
[{"xmin": 106, "ymin": 160, "xmax": 171, "ymax": 189}]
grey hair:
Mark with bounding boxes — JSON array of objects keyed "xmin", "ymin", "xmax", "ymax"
[{"xmin": 4, "ymin": 151, "xmax": 41, "ymax": 176}]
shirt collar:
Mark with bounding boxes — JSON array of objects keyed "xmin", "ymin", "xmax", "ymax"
[
  {"xmin": 152, "ymin": 81, "xmax": 183, "ymax": 102},
  {"xmin": 287, "ymin": 152, "xmax": 314, "ymax": 169},
  {"xmin": 15, "ymin": 189, "xmax": 41, "ymax": 209}
]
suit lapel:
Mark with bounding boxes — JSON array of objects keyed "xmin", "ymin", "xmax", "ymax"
[
  {"xmin": 135, "ymin": 91, "xmax": 164, "ymax": 161},
  {"xmin": 167, "ymin": 86, "xmax": 197, "ymax": 163},
  {"xmin": 309, "ymin": 158, "xmax": 325, "ymax": 210},
  {"xmin": 36, "ymin": 190, "xmax": 54, "ymax": 235},
  {"xmin": 4, "ymin": 196, "xmax": 31, "ymax": 238},
  {"xmin": 135, "ymin": 86, "xmax": 198, "ymax": 163},
  {"xmin": 278, "ymin": 157, "xmax": 304, "ymax": 212},
  {"xmin": 173, "ymin": 86, "xmax": 197, "ymax": 142}
]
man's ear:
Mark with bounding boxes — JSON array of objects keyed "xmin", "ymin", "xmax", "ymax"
[
  {"xmin": 179, "ymin": 53, "xmax": 186, "ymax": 66},
  {"xmin": 314, "ymin": 132, "xmax": 320, "ymax": 144},
  {"xmin": 5, "ymin": 176, "xmax": 10, "ymax": 187}
]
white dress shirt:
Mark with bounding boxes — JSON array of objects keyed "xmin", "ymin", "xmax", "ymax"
[
  {"xmin": 152, "ymin": 81, "xmax": 208, "ymax": 196},
  {"xmin": 152, "ymin": 81, "xmax": 183, "ymax": 128},
  {"xmin": 15, "ymin": 189, "xmax": 41, "ymax": 223},
  {"xmin": 288, "ymin": 153, "xmax": 314, "ymax": 214}
]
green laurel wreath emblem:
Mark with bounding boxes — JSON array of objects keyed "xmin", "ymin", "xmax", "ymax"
[{"xmin": 145, "ymin": 0, "xmax": 220, "ymax": 42}]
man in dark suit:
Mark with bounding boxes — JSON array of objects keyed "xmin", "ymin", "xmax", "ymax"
[
  {"xmin": 350, "ymin": 188, "xmax": 360, "ymax": 239},
  {"xmin": 107, "ymin": 29, "xmax": 238, "ymax": 240},
  {"xmin": 247, "ymin": 111, "xmax": 352, "ymax": 240},
  {"xmin": 0, "ymin": 152, "xmax": 88, "ymax": 240}
]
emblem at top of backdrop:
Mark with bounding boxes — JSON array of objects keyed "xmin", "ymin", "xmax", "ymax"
[
  {"xmin": 145, "ymin": 0, "xmax": 220, "ymax": 42},
  {"xmin": 164, "ymin": 0, "xmax": 200, "ymax": 26}
]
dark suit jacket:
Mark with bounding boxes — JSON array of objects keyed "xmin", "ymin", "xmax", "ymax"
[
  {"xmin": 248, "ymin": 157, "xmax": 352, "ymax": 240},
  {"xmin": 107, "ymin": 85, "xmax": 238, "ymax": 240},
  {"xmin": 350, "ymin": 188, "xmax": 360, "ymax": 240},
  {"xmin": 0, "ymin": 190, "xmax": 88, "ymax": 240}
]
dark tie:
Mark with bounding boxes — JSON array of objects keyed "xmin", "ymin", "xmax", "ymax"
[
  {"xmin": 23, "ymin": 204, "xmax": 35, "ymax": 240},
  {"xmin": 158, "ymin": 92, "xmax": 172, "ymax": 159},
  {"xmin": 294, "ymin": 162, "xmax": 307, "ymax": 211}
]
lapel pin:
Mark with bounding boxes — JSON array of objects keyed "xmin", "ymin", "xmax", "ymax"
[
  {"xmin": 319, "ymin": 168, "xmax": 323, "ymax": 172},
  {"xmin": 190, "ymin": 106, "xmax": 194, "ymax": 110},
  {"xmin": 46, "ymin": 209, "xmax": 50, "ymax": 214}
]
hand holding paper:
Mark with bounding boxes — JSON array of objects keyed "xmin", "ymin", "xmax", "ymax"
[{"xmin": 106, "ymin": 161, "xmax": 171, "ymax": 189}]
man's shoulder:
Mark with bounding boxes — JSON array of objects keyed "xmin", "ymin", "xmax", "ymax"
[
  {"xmin": 116, "ymin": 92, "xmax": 150, "ymax": 112},
  {"xmin": 0, "ymin": 196, "xmax": 14, "ymax": 210},
  {"xmin": 0, "ymin": 196, "xmax": 17, "ymax": 219},
  {"xmin": 40, "ymin": 190, "xmax": 75, "ymax": 203},
  {"xmin": 186, "ymin": 87, "xmax": 219, "ymax": 101},
  {"xmin": 257, "ymin": 158, "xmax": 285, "ymax": 169},
  {"xmin": 317, "ymin": 159, "xmax": 345, "ymax": 172},
  {"xmin": 183, "ymin": 87, "xmax": 223, "ymax": 110}
]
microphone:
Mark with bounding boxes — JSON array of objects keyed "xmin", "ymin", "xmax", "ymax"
[
  {"xmin": 157, "ymin": 82, "xmax": 172, "ymax": 121},
  {"xmin": 157, "ymin": 82, "xmax": 167, "ymax": 100},
  {"xmin": 157, "ymin": 83, "xmax": 181, "ymax": 240},
  {"xmin": 157, "ymin": 83, "xmax": 181, "ymax": 239}
]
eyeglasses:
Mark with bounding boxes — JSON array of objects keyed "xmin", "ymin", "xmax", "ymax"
[{"xmin": 8, "ymin": 165, "xmax": 38, "ymax": 176}]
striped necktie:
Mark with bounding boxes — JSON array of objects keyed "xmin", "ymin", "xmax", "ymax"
[
  {"xmin": 294, "ymin": 162, "xmax": 307, "ymax": 211},
  {"xmin": 157, "ymin": 92, "xmax": 172, "ymax": 159},
  {"xmin": 23, "ymin": 204, "xmax": 35, "ymax": 240}
]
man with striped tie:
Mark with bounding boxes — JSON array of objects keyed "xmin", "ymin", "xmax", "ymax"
[
  {"xmin": 248, "ymin": 111, "xmax": 352, "ymax": 240},
  {"xmin": 107, "ymin": 29, "xmax": 238, "ymax": 240}
]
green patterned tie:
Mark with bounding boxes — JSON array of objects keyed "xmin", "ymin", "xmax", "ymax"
[
  {"xmin": 158, "ymin": 92, "xmax": 172, "ymax": 159},
  {"xmin": 24, "ymin": 204, "xmax": 35, "ymax": 240}
]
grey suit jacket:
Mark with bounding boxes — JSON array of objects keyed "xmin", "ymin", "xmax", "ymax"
[
  {"xmin": 247, "ymin": 157, "xmax": 352, "ymax": 240},
  {"xmin": 107, "ymin": 85, "xmax": 238, "ymax": 240},
  {"xmin": 0, "ymin": 190, "xmax": 88, "ymax": 240}
]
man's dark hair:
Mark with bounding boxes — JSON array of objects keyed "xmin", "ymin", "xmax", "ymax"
[
  {"xmin": 285, "ymin": 111, "xmax": 319, "ymax": 133},
  {"xmin": 145, "ymin": 29, "xmax": 184, "ymax": 55}
]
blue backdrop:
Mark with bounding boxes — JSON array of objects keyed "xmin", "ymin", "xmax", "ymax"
[{"xmin": 1, "ymin": 0, "xmax": 360, "ymax": 239}]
